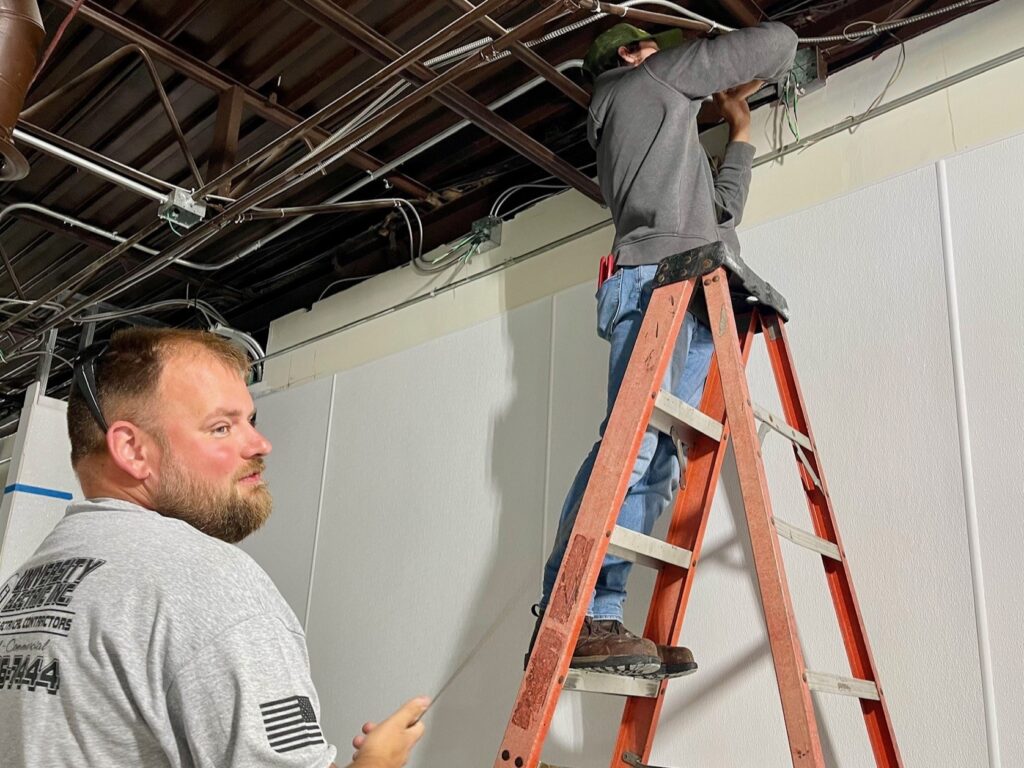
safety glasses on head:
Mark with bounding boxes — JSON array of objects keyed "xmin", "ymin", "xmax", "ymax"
[{"xmin": 72, "ymin": 341, "xmax": 110, "ymax": 435}]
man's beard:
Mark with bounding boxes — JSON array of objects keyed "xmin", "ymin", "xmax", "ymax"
[{"xmin": 153, "ymin": 457, "xmax": 272, "ymax": 543}]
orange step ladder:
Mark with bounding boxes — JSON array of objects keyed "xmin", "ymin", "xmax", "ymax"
[{"xmin": 497, "ymin": 242, "xmax": 902, "ymax": 768}]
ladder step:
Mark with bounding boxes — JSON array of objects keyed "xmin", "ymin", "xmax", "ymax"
[
  {"xmin": 563, "ymin": 669, "xmax": 660, "ymax": 698},
  {"xmin": 752, "ymin": 403, "xmax": 813, "ymax": 451},
  {"xmin": 773, "ymin": 517, "xmax": 841, "ymax": 561},
  {"xmin": 804, "ymin": 670, "xmax": 880, "ymax": 700},
  {"xmin": 650, "ymin": 390, "xmax": 723, "ymax": 443},
  {"xmin": 608, "ymin": 525, "xmax": 693, "ymax": 570}
]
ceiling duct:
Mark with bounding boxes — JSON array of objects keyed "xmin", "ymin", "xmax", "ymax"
[{"xmin": 0, "ymin": 0, "xmax": 43, "ymax": 181}]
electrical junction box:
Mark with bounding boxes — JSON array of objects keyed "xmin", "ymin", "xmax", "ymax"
[
  {"xmin": 471, "ymin": 215, "xmax": 502, "ymax": 255},
  {"xmin": 158, "ymin": 188, "xmax": 207, "ymax": 229},
  {"xmin": 786, "ymin": 46, "xmax": 827, "ymax": 97},
  {"xmin": 747, "ymin": 47, "xmax": 827, "ymax": 111}
]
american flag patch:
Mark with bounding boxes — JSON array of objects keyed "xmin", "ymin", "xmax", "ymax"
[{"xmin": 260, "ymin": 695, "xmax": 325, "ymax": 754}]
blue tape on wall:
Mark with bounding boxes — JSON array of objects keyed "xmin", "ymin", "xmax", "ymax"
[{"xmin": 3, "ymin": 484, "xmax": 73, "ymax": 501}]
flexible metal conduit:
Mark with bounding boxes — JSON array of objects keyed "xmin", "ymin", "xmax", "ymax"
[{"xmin": 0, "ymin": 0, "xmax": 43, "ymax": 181}]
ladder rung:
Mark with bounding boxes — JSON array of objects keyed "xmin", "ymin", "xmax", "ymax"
[
  {"xmin": 804, "ymin": 670, "xmax": 880, "ymax": 700},
  {"xmin": 773, "ymin": 517, "xmax": 841, "ymax": 561},
  {"xmin": 650, "ymin": 390, "xmax": 723, "ymax": 443},
  {"xmin": 608, "ymin": 525, "xmax": 693, "ymax": 570},
  {"xmin": 753, "ymin": 403, "xmax": 813, "ymax": 451},
  {"xmin": 562, "ymin": 669, "xmax": 660, "ymax": 698}
]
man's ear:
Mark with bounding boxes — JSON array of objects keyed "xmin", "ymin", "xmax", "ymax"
[
  {"xmin": 617, "ymin": 44, "xmax": 631, "ymax": 64},
  {"xmin": 106, "ymin": 420, "xmax": 158, "ymax": 481}
]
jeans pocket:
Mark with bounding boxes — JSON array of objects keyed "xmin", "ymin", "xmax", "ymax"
[{"xmin": 595, "ymin": 270, "xmax": 623, "ymax": 340}]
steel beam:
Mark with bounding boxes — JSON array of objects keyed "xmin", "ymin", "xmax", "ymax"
[
  {"xmin": 207, "ymin": 86, "xmax": 244, "ymax": 196},
  {"xmin": 285, "ymin": 0, "xmax": 602, "ymax": 202},
  {"xmin": 200, "ymin": 0, "xmax": 531, "ymax": 196},
  {"xmin": 0, "ymin": 0, "xmax": 578, "ymax": 355},
  {"xmin": 45, "ymin": 0, "xmax": 434, "ymax": 201},
  {"xmin": 444, "ymin": 0, "xmax": 590, "ymax": 108}
]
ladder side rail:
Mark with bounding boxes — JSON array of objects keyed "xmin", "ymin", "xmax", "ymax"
[
  {"xmin": 612, "ymin": 313, "xmax": 759, "ymax": 768},
  {"xmin": 761, "ymin": 314, "xmax": 903, "ymax": 767},
  {"xmin": 704, "ymin": 271, "xmax": 826, "ymax": 767},
  {"xmin": 495, "ymin": 277, "xmax": 697, "ymax": 768}
]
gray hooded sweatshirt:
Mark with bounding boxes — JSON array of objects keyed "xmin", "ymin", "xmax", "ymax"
[{"xmin": 587, "ymin": 22, "xmax": 798, "ymax": 266}]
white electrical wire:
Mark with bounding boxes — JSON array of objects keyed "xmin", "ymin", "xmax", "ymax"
[{"xmin": 414, "ymin": 232, "xmax": 477, "ymax": 274}]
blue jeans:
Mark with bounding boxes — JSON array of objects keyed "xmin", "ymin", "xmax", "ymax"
[{"xmin": 540, "ymin": 265, "xmax": 715, "ymax": 621}]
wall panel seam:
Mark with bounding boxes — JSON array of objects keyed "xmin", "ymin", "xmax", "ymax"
[
  {"xmin": 936, "ymin": 159, "xmax": 1001, "ymax": 767},
  {"xmin": 541, "ymin": 299, "xmax": 556, "ymax": 582},
  {"xmin": 303, "ymin": 376, "xmax": 337, "ymax": 635}
]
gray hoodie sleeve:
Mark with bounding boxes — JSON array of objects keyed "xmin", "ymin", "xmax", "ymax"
[
  {"xmin": 713, "ymin": 141, "xmax": 756, "ymax": 227},
  {"xmin": 645, "ymin": 22, "xmax": 798, "ymax": 100}
]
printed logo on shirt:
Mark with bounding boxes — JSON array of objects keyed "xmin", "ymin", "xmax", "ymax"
[
  {"xmin": 0, "ymin": 557, "xmax": 104, "ymax": 699},
  {"xmin": 260, "ymin": 695, "xmax": 325, "ymax": 754},
  {"xmin": 0, "ymin": 557, "xmax": 106, "ymax": 617},
  {"xmin": 0, "ymin": 653, "xmax": 60, "ymax": 694}
]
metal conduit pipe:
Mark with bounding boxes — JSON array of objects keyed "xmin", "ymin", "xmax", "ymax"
[
  {"xmin": 11, "ymin": 126, "xmax": 168, "ymax": 202},
  {"xmin": 0, "ymin": 2, "xmax": 573, "ymax": 357},
  {"xmin": 0, "ymin": 0, "xmax": 43, "ymax": 181},
  {"xmin": 0, "ymin": 202, "xmax": 160, "ymax": 255},
  {"xmin": 176, "ymin": 58, "xmax": 587, "ymax": 271},
  {"xmin": 0, "ymin": 0, "xmax": 570, "ymax": 357},
  {"xmin": 17, "ymin": 121, "xmax": 179, "ymax": 192},
  {"xmin": 195, "ymin": 0, "xmax": 522, "ymax": 199}
]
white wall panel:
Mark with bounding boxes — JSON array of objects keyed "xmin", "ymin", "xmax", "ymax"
[
  {"xmin": 945, "ymin": 132, "xmax": 1024, "ymax": 767},
  {"xmin": 699, "ymin": 166, "xmax": 988, "ymax": 767},
  {"xmin": 0, "ymin": 384, "xmax": 80, "ymax": 584},
  {"xmin": 239, "ymin": 375, "xmax": 335, "ymax": 626},
  {"xmin": 305, "ymin": 300, "xmax": 553, "ymax": 767}
]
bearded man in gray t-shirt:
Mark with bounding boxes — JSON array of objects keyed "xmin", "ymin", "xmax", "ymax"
[{"xmin": 0, "ymin": 327, "xmax": 427, "ymax": 768}]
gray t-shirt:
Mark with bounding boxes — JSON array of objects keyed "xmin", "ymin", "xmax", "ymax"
[
  {"xmin": 0, "ymin": 498, "xmax": 337, "ymax": 767},
  {"xmin": 587, "ymin": 22, "xmax": 798, "ymax": 267}
]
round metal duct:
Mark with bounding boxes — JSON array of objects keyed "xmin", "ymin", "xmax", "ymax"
[{"xmin": 0, "ymin": 0, "xmax": 43, "ymax": 181}]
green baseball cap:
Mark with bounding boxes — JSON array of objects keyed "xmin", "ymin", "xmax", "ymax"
[{"xmin": 583, "ymin": 23, "xmax": 685, "ymax": 78}]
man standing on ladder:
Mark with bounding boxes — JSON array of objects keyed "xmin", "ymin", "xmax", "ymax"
[{"xmin": 530, "ymin": 20, "xmax": 798, "ymax": 677}]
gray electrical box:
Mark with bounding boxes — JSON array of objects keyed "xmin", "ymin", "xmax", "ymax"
[{"xmin": 158, "ymin": 188, "xmax": 207, "ymax": 229}]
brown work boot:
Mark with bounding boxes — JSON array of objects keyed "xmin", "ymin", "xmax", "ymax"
[
  {"xmin": 571, "ymin": 619, "xmax": 661, "ymax": 675},
  {"xmin": 639, "ymin": 642, "xmax": 698, "ymax": 679}
]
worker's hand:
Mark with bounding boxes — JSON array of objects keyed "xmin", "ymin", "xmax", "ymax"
[
  {"xmin": 713, "ymin": 80, "xmax": 763, "ymax": 143},
  {"xmin": 349, "ymin": 696, "xmax": 430, "ymax": 768}
]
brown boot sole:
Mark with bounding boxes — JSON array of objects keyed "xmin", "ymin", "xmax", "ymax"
[{"xmin": 570, "ymin": 655, "xmax": 662, "ymax": 675}]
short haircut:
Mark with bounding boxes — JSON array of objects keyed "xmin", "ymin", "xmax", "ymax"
[{"xmin": 67, "ymin": 327, "xmax": 249, "ymax": 467}]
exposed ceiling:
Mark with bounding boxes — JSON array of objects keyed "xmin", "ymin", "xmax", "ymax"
[{"xmin": 0, "ymin": 0, "xmax": 999, "ymax": 422}]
